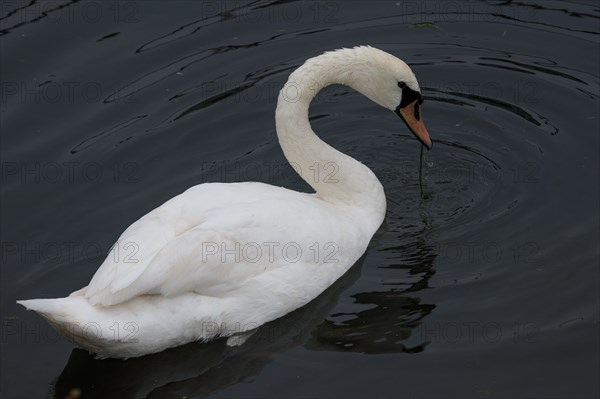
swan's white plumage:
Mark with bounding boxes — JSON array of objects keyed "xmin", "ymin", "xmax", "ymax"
[
  {"xmin": 18, "ymin": 46, "xmax": 427, "ymax": 358},
  {"xmin": 84, "ymin": 182, "xmax": 369, "ymax": 306}
]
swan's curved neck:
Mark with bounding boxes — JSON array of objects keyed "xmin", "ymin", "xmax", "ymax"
[{"xmin": 275, "ymin": 51, "xmax": 386, "ymax": 226}]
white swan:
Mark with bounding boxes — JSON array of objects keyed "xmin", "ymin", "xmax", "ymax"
[{"xmin": 18, "ymin": 46, "xmax": 431, "ymax": 359}]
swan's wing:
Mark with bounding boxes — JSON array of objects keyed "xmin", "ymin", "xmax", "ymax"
[
  {"xmin": 84, "ymin": 182, "xmax": 337, "ymax": 306},
  {"xmin": 85, "ymin": 213, "xmax": 174, "ymax": 298}
]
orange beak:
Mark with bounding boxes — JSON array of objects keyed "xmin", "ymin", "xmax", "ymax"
[{"xmin": 397, "ymin": 100, "xmax": 432, "ymax": 150}]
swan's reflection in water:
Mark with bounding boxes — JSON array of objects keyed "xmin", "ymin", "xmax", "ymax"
[
  {"xmin": 307, "ymin": 227, "xmax": 437, "ymax": 355},
  {"xmin": 54, "ymin": 232, "xmax": 436, "ymax": 398}
]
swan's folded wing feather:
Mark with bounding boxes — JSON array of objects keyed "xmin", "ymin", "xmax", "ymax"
[
  {"xmin": 85, "ymin": 215, "xmax": 301, "ymax": 306},
  {"xmin": 84, "ymin": 211, "xmax": 179, "ymax": 305},
  {"xmin": 86, "ymin": 226, "xmax": 271, "ymax": 306},
  {"xmin": 84, "ymin": 183, "xmax": 323, "ymax": 306}
]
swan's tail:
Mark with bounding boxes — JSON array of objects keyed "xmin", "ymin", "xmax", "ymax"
[
  {"xmin": 17, "ymin": 293, "xmax": 225, "ymax": 359},
  {"xmin": 17, "ymin": 296, "xmax": 118, "ymax": 357},
  {"xmin": 17, "ymin": 287, "xmax": 88, "ymax": 326},
  {"xmin": 17, "ymin": 298, "xmax": 68, "ymax": 317}
]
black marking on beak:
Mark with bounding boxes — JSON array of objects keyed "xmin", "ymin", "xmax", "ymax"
[{"xmin": 398, "ymin": 84, "xmax": 423, "ymax": 109}]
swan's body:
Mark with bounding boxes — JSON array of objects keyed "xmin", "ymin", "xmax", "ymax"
[{"xmin": 18, "ymin": 46, "xmax": 431, "ymax": 358}]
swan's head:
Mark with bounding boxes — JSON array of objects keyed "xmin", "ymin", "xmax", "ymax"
[{"xmin": 343, "ymin": 46, "xmax": 432, "ymax": 149}]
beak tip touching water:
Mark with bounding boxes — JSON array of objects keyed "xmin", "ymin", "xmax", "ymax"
[{"xmin": 423, "ymin": 137, "xmax": 433, "ymax": 150}]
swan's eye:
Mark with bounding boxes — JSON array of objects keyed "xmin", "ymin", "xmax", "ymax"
[{"xmin": 398, "ymin": 81, "xmax": 406, "ymax": 89}]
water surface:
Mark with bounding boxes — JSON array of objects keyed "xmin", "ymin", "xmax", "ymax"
[{"xmin": 1, "ymin": 1, "xmax": 599, "ymax": 398}]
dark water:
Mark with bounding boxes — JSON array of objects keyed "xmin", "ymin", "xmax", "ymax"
[{"xmin": 1, "ymin": 1, "xmax": 599, "ymax": 398}]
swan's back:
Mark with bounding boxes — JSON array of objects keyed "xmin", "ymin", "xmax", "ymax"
[{"xmin": 84, "ymin": 182, "xmax": 370, "ymax": 306}]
